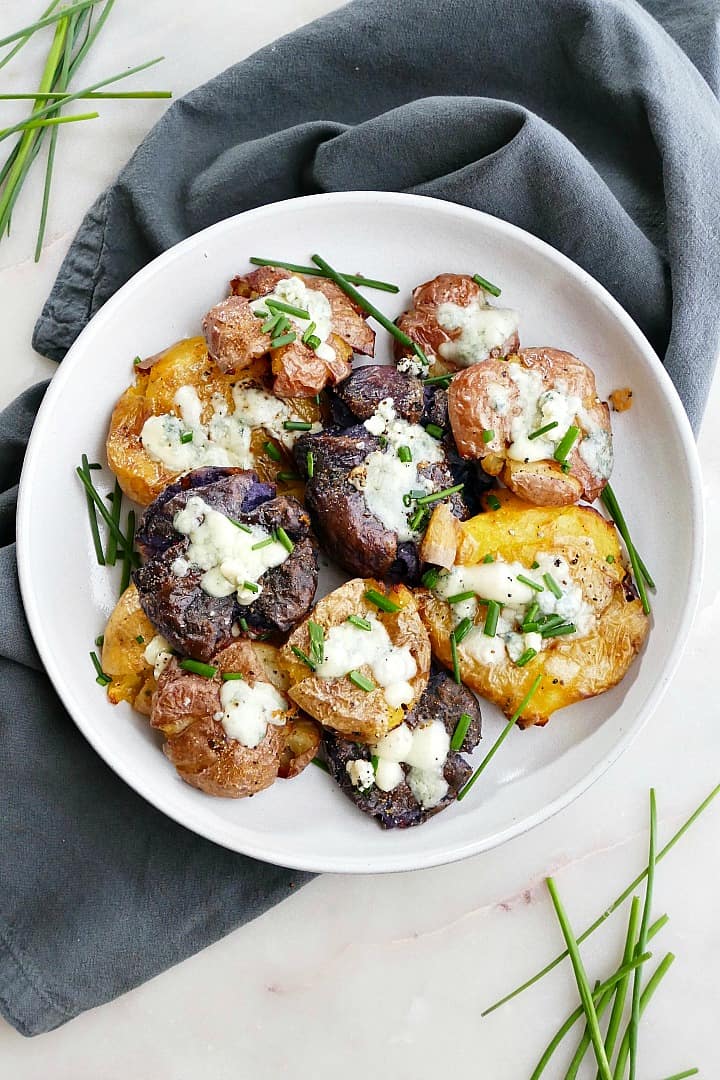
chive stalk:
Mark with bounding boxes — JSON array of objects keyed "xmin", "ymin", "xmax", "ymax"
[
  {"xmin": 347, "ymin": 615, "xmax": 372, "ymax": 631},
  {"xmin": 249, "ymin": 256, "xmax": 399, "ymax": 293},
  {"xmin": 397, "ymin": 445, "xmax": 412, "ymax": 463},
  {"xmin": 270, "ymin": 331, "xmax": 296, "ymax": 349},
  {"xmin": 283, "ymin": 420, "xmax": 312, "ymax": 431},
  {"xmin": 450, "ymin": 630, "xmax": 461, "ymax": 684},
  {"xmin": 275, "ymin": 527, "xmax": 294, "ymax": 553},
  {"xmin": 601, "ymin": 483, "xmax": 653, "ymax": 613},
  {"xmin": 349, "ymin": 669, "xmax": 375, "ymax": 692},
  {"xmin": 554, "ymin": 425, "xmax": 579, "ymax": 462},
  {"xmin": 517, "ymin": 573, "xmax": 544, "ymax": 592},
  {"xmin": 105, "ymin": 479, "xmax": 122, "ymax": 565},
  {"xmin": 601, "ymin": 896, "xmax": 641, "ymax": 1072},
  {"xmin": 221, "ymin": 672, "xmax": 244, "ymax": 681},
  {"xmin": 306, "ymin": 451, "xmax": 315, "ymax": 478},
  {"xmin": 119, "ymin": 509, "xmax": 135, "ymax": 594},
  {"xmin": 543, "ymin": 572, "xmax": 563, "ymax": 598},
  {"xmin": 265, "ymin": 297, "xmax": 310, "ymax": 319},
  {"xmin": 450, "ymin": 713, "xmax": 472, "ymax": 751},
  {"xmin": 291, "ymin": 645, "xmax": 316, "ymax": 671},
  {"xmin": 528, "ymin": 421, "xmax": 559, "ymax": 440},
  {"xmin": 483, "ymin": 600, "xmax": 501, "ymax": 637},
  {"xmin": 457, "ymin": 675, "xmax": 543, "ymax": 800},
  {"xmin": 415, "ymin": 483, "xmax": 464, "ymax": 506},
  {"xmin": 425, "ymin": 423, "xmax": 444, "ymax": 439},
  {"xmin": 364, "ymin": 588, "xmax": 400, "ymax": 613},
  {"xmin": 472, "ymin": 272, "xmax": 501, "ymax": 297},
  {"xmin": 612, "ymin": 953, "xmax": 675, "ymax": 1079},
  {"xmin": 311, "ymin": 253, "xmax": 427, "ymax": 363},
  {"xmin": 446, "ymin": 590, "xmax": 476, "ymax": 605},
  {"xmin": 481, "ymin": 785, "xmax": 720, "ymax": 1017},
  {"xmin": 264, "ymin": 440, "xmax": 282, "ymax": 461},
  {"xmin": 308, "ymin": 620, "xmax": 325, "ymax": 665},
  {"xmin": 180, "ymin": 659, "xmax": 217, "ymax": 679},
  {"xmin": 80, "ymin": 454, "xmax": 105, "ymax": 565},
  {"xmin": 628, "ymin": 789, "xmax": 657, "ymax": 1079}
]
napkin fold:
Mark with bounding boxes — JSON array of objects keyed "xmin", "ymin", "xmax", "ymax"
[{"xmin": 3, "ymin": 0, "xmax": 720, "ymax": 1037}]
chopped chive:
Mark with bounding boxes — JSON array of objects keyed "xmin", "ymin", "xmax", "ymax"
[
  {"xmin": 253, "ymin": 308, "xmax": 269, "ymax": 319},
  {"xmin": 277, "ymin": 471, "xmax": 301, "ymax": 483},
  {"xmin": 180, "ymin": 659, "xmax": 217, "ymax": 678},
  {"xmin": 524, "ymin": 601, "xmax": 540, "ymax": 627},
  {"xmin": 561, "ymin": 462, "xmax": 571, "ymax": 474},
  {"xmin": 135, "ymin": 635, "xmax": 144, "ymax": 645},
  {"xmin": 105, "ymin": 479, "xmax": 122, "ymax": 565},
  {"xmin": 454, "ymin": 617, "xmax": 473, "ymax": 644},
  {"xmin": 378, "ymin": 435, "xmax": 388, "ymax": 449},
  {"xmin": 229, "ymin": 518, "xmax": 253, "ymax": 533},
  {"xmin": 542, "ymin": 572, "xmax": 562, "ymax": 598},
  {"xmin": 310, "ymin": 254, "xmax": 426, "ymax": 362},
  {"xmin": 364, "ymin": 588, "xmax": 401, "ymax": 613},
  {"xmin": 446, "ymin": 590, "xmax": 476, "ymax": 605},
  {"xmin": 261, "ymin": 312, "xmax": 282, "ymax": 334},
  {"xmin": 553, "ymin": 425, "xmax": 580, "ymax": 462},
  {"xmin": 482, "ymin": 783, "xmax": 720, "ymax": 1015},
  {"xmin": 421, "ymin": 567, "xmax": 440, "ymax": 589},
  {"xmin": 264, "ymin": 440, "xmax": 282, "ymax": 462},
  {"xmin": 397, "ymin": 445, "xmax": 412, "ymax": 463},
  {"xmin": 291, "ymin": 645, "xmax": 316, "ymax": 671},
  {"xmin": 133, "ymin": 355, "xmax": 142, "ymax": 366},
  {"xmin": 450, "ymin": 712, "xmax": 472, "ymax": 751},
  {"xmin": 483, "ymin": 553, "xmax": 494, "ymax": 563},
  {"xmin": 425, "ymin": 422, "xmax": 444, "ymax": 439},
  {"xmin": 242, "ymin": 580, "xmax": 260, "ymax": 593},
  {"xmin": 306, "ymin": 451, "xmax": 315, "ymax": 478},
  {"xmin": 517, "ymin": 573, "xmax": 544, "ymax": 592},
  {"xmin": 482, "ymin": 428, "xmax": 494, "ymax": 443},
  {"xmin": 80, "ymin": 454, "xmax": 105, "ymax": 566},
  {"xmin": 272, "ymin": 315, "xmax": 289, "ymax": 335},
  {"xmin": 528, "ymin": 421, "xmax": 559, "ymax": 441},
  {"xmin": 238, "ymin": 617, "xmax": 249, "ymax": 632},
  {"xmin": 306, "ymin": 335, "xmax": 321, "ymax": 350},
  {"xmin": 423, "ymin": 373, "xmax": 453, "ymax": 388},
  {"xmin": 347, "ymin": 614, "xmax": 372, "ymax": 631},
  {"xmin": 487, "ymin": 493, "xmax": 501, "ymax": 510},
  {"xmin": 450, "ymin": 630, "xmax": 461, "ymax": 684},
  {"xmin": 94, "ymin": 634, "xmax": 104, "ymax": 648},
  {"xmin": 483, "ymin": 599, "xmax": 501, "ymax": 636},
  {"xmin": 96, "ymin": 673, "xmax": 111, "ymax": 687},
  {"xmin": 249, "ymin": 257, "xmax": 400, "ymax": 293},
  {"xmin": 275, "ymin": 526, "xmax": 294, "ymax": 553},
  {"xmin": 408, "ymin": 506, "xmax": 427, "ymax": 531},
  {"xmin": 606, "ymin": 553, "xmax": 616, "ymax": 563},
  {"xmin": 541, "ymin": 622, "xmax": 576, "ymax": 639},
  {"xmin": 251, "ymin": 537, "xmax": 275, "ymax": 550},
  {"xmin": 90, "ymin": 649, "xmax": 109, "ymax": 681},
  {"xmin": 515, "ymin": 648, "xmax": 537, "ymax": 668},
  {"xmin": 270, "ymin": 331, "xmax": 297, "ymax": 349},
  {"xmin": 531, "ymin": 560, "xmax": 540, "ymax": 569},
  {"xmin": 308, "ymin": 620, "xmax": 325, "ymax": 665},
  {"xmin": 265, "ymin": 297, "xmax": 310, "ymax": 319},
  {"xmin": 628, "ymin": 789, "xmax": 657, "ymax": 1079},
  {"xmin": 283, "ymin": 420, "xmax": 312, "ymax": 432},
  {"xmin": 119, "ymin": 509, "xmax": 135, "ymax": 595},
  {"xmin": 545, "ymin": 879, "xmax": 613, "ymax": 1080},
  {"xmin": 179, "ymin": 430, "xmax": 193, "ymax": 445},
  {"xmin": 472, "ymin": 272, "xmax": 501, "ymax": 297},
  {"xmin": 520, "ymin": 622, "xmax": 541, "ymax": 634},
  {"xmin": 415, "ymin": 483, "xmax": 464, "ymax": 506},
  {"xmin": 301, "ymin": 320, "xmax": 317, "ymax": 343},
  {"xmin": 458, "ymin": 674, "xmax": 543, "ymax": 800},
  {"xmin": 222, "ymin": 671, "xmax": 244, "ymax": 681},
  {"xmin": 311, "ymin": 755, "xmax": 330, "ymax": 772},
  {"xmin": 349, "ymin": 669, "xmax": 375, "ymax": 692}
]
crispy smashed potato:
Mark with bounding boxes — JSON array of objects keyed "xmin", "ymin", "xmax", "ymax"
[
  {"xmin": 101, "ymin": 584, "xmax": 157, "ymax": 715},
  {"xmin": 106, "ymin": 336, "xmax": 319, "ymax": 505},
  {"xmin": 280, "ymin": 579, "xmax": 431, "ymax": 743},
  {"xmin": 610, "ymin": 387, "xmax": 633, "ymax": 412},
  {"xmin": 417, "ymin": 492, "xmax": 649, "ymax": 726},
  {"xmin": 448, "ymin": 348, "xmax": 612, "ymax": 506},
  {"xmin": 152, "ymin": 640, "xmax": 321, "ymax": 798}
]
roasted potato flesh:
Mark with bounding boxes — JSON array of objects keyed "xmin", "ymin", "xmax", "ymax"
[
  {"xmin": 101, "ymin": 583, "xmax": 157, "ymax": 715},
  {"xmin": 106, "ymin": 337, "xmax": 320, "ymax": 505},
  {"xmin": 281, "ymin": 578, "xmax": 431, "ymax": 743},
  {"xmin": 417, "ymin": 492, "xmax": 649, "ymax": 726}
]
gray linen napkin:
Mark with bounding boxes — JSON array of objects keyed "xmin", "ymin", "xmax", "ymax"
[{"xmin": 3, "ymin": 0, "xmax": 719, "ymax": 1037}]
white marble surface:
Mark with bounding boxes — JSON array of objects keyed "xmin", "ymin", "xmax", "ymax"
[{"xmin": 1, "ymin": 2, "xmax": 719, "ymax": 1076}]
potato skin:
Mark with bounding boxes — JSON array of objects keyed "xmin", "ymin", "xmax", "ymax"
[
  {"xmin": 106, "ymin": 337, "xmax": 319, "ymax": 505},
  {"xmin": 151, "ymin": 641, "xmax": 321, "ymax": 798},
  {"xmin": 101, "ymin": 583, "xmax": 157, "ymax": 715},
  {"xmin": 448, "ymin": 348, "xmax": 612, "ymax": 506},
  {"xmin": 418, "ymin": 492, "xmax": 649, "ymax": 726},
  {"xmin": 281, "ymin": 579, "xmax": 431, "ymax": 742}
]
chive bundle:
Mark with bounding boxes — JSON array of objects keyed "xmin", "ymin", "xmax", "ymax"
[
  {"xmin": 77, "ymin": 457, "xmax": 138, "ymax": 597},
  {"xmin": 0, "ymin": 2, "xmax": 170, "ymax": 258}
]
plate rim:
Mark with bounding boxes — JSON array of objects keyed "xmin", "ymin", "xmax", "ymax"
[{"xmin": 17, "ymin": 191, "xmax": 705, "ymax": 874}]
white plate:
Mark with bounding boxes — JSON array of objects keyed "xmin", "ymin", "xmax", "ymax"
[{"xmin": 17, "ymin": 192, "xmax": 703, "ymax": 874}]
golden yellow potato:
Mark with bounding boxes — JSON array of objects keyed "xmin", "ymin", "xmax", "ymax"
[
  {"xmin": 106, "ymin": 337, "xmax": 320, "ymax": 505},
  {"xmin": 101, "ymin": 583, "xmax": 157, "ymax": 715},
  {"xmin": 280, "ymin": 579, "xmax": 431, "ymax": 743},
  {"xmin": 417, "ymin": 491, "xmax": 649, "ymax": 726}
]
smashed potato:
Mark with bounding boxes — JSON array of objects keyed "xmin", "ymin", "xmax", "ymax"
[
  {"xmin": 151, "ymin": 640, "xmax": 321, "ymax": 798},
  {"xmin": 280, "ymin": 579, "xmax": 431, "ymax": 743},
  {"xmin": 417, "ymin": 492, "xmax": 649, "ymax": 726},
  {"xmin": 106, "ymin": 336, "xmax": 320, "ymax": 505},
  {"xmin": 101, "ymin": 584, "xmax": 157, "ymax": 715},
  {"xmin": 448, "ymin": 348, "xmax": 613, "ymax": 506}
]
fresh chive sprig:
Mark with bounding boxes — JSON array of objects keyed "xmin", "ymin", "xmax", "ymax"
[
  {"xmin": 601, "ymin": 482, "xmax": 653, "ymax": 615},
  {"xmin": 249, "ymin": 256, "xmax": 399, "ymax": 293},
  {"xmin": 450, "ymin": 712, "xmax": 472, "ymax": 751},
  {"xmin": 180, "ymin": 659, "xmax": 217, "ymax": 679},
  {"xmin": 472, "ymin": 272, "xmax": 501, "ymax": 297}
]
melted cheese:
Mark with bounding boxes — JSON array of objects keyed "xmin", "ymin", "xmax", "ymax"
[
  {"xmin": 220, "ymin": 678, "xmax": 288, "ymax": 748},
  {"xmin": 249, "ymin": 276, "xmax": 335, "ymax": 363},
  {"xmin": 143, "ymin": 633, "xmax": 173, "ymax": 679},
  {"xmin": 316, "ymin": 614, "xmax": 417, "ymax": 708},
  {"xmin": 173, "ymin": 495, "xmax": 289, "ymax": 602},
  {"xmin": 371, "ymin": 720, "xmax": 451, "ymax": 808},
  {"xmin": 140, "ymin": 383, "xmax": 321, "ymax": 473},
  {"xmin": 436, "ymin": 298, "xmax": 519, "ymax": 366},
  {"xmin": 346, "ymin": 759, "xmax": 375, "ymax": 791}
]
